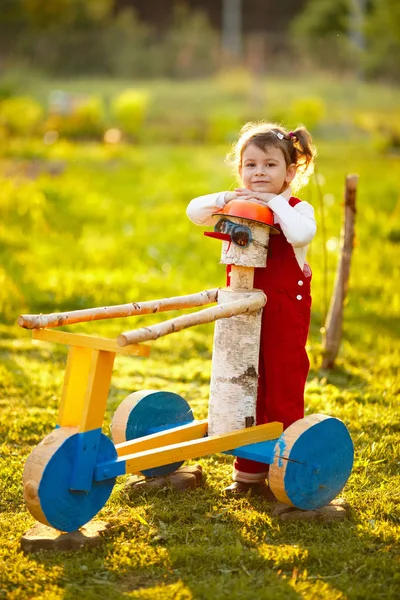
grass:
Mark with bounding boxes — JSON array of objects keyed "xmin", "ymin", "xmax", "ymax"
[{"xmin": 0, "ymin": 75, "xmax": 400, "ymax": 599}]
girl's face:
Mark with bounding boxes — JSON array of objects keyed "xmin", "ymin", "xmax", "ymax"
[{"xmin": 239, "ymin": 143, "xmax": 296, "ymax": 194}]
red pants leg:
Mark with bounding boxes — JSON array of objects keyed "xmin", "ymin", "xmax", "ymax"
[{"xmin": 233, "ymin": 289, "xmax": 310, "ymax": 482}]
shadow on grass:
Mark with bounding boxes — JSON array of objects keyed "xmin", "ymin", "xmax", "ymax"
[
  {"xmin": 25, "ymin": 470, "xmax": 399, "ymax": 600},
  {"xmin": 308, "ymin": 364, "xmax": 368, "ymax": 390}
]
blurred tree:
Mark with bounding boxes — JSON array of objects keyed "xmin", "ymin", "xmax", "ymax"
[
  {"xmin": 222, "ymin": 0, "xmax": 242, "ymax": 62},
  {"xmin": 0, "ymin": 0, "xmax": 113, "ymax": 28},
  {"xmin": 364, "ymin": 0, "xmax": 400, "ymax": 79},
  {"xmin": 292, "ymin": 0, "xmax": 400, "ymax": 79},
  {"xmin": 26, "ymin": 0, "xmax": 112, "ymax": 27}
]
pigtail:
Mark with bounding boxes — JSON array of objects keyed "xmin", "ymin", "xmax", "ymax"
[{"xmin": 291, "ymin": 125, "xmax": 317, "ymax": 180}]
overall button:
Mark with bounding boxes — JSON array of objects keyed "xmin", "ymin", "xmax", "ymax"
[
  {"xmin": 298, "ymin": 280, "xmax": 304, "ymax": 286},
  {"xmin": 296, "ymin": 294, "xmax": 302, "ymax": 301}
]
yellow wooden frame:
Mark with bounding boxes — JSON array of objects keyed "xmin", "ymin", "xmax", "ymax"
[
  {"xmin": 33, "ymin": 328, "xmax": 149, "ymax": 433},
  {"xmin": 124, "ymin": 421, "xmax": 283, "ymax": 474},
  {"xmin": 32, "ymin": 328, "xmax": 150, "ymax": 357}
]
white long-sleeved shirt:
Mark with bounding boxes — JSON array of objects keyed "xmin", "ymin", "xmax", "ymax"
[{"xmin": 186, "ymin": 192, "xmax": 316, "ymax": 270}]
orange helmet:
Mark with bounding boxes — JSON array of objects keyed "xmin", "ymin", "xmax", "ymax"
[{"xmin": 214, "ymin": 200, "xmax": 279, "ymax": 233}]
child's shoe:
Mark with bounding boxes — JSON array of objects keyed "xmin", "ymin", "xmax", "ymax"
[{"xmin": 224, "ymin": 480, "xmax": 277, "ymax": 501}]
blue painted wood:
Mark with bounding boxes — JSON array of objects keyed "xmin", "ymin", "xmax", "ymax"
[
  {"xmin": 95, "ymin": 456, "xmax": 126, "ymax": 480},
  {"xmin": 69, "ymin": 428, "xmax": 102, "ymax": 492},
  {"xmin": 125, "ymin": 391, "xmax": 194, "ymax": 477},
  {"xmin": 227, "ymin": 439, "xmax": 276, "ymax": 464},
  {"xmin": 145, "ymin": 422, "xmax": 190, "ymax": 435},
  {"xmin": 39, "ymin": 432, "xmax": 117, "ymax": 532},
  {"xmin": 280, "ymin": 417, "xmax": 354, "ymax": 510}
]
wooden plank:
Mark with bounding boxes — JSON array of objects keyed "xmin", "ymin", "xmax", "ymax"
[
  {"xmin": 95, "ymin": 422, "xmax": 283, "ymax": 479},
  {"xmin": 115, "ymin": 420, "xmax": 208, "ymax": 457},
  {"xmin": 78, "ymin": 349, "xmax": 115, "ymax": 433},
  {"xmin": 59, "ymin": 345, "xmax": 115, "ymax": 433},
  {"xmin": 32, "ymin": 328, "xmax": 150, "ymax": 357},
  {"xmin": 59, "ymin": 346, "xmax": 93, "ymax": 427}
]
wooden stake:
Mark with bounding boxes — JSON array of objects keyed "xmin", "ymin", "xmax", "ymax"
[
  {"xmin": 322, "ymin": 174, "xmax": 358, "ymax": 369},
  {"xmin": 118, "ymin": 292, "xmax": 266, "ymax": 346},
  {"xmin": 18, "ymin": 289, "xmax": 219, "ymax": 330}
]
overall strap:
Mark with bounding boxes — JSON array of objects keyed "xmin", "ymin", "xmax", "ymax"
[{"xmin": 289, "ymin": 197, "xmax": 302, "ymax": 207}]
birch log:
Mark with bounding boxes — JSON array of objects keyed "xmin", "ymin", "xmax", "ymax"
[
  {"xmin": 118, "ymin": 292, "xmax": 266, "ymax": 346},
  {"xmin": 322, "ymin": 174, "xmax": 358, "ymax": 369},
  {"xmin": 18, "ymin": 289, "xmax": 219, "ymax": 329},
  {"xmin": 229, "ymin": 265, "xmax": 255, "ymax": 290},
  {"xmin": 220, "ymin": 217, "xmax": 269, "ymax": 268},
  {"xmin": 208, "ymin": 288, "xmax": 264, "ymax": 436}
]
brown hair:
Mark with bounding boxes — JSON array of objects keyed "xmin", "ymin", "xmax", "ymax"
[{"xmin": 227, "ymin": 121, "xmax": 317, "ymax": 191}]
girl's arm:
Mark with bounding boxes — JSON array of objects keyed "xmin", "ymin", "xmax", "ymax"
[
  {"xmin": 187, "ymin": 190, "xmax": 316, "ymax": 247},
  {"xmin": 268, "ymin": 196, "xmax": 316, "ymax": 247},
  {"xmin": 186, "ymin": 192, "xmax": 229, "ymax": 226}
]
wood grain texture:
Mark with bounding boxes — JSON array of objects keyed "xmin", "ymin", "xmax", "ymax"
[
  {"xmin": 115, "ymin": 420, "xmax": 208, "ymax": 457},
  {"xmin": 111, "ymin": 390, "xmax": 195, "ymax": 477},
  {"xmin": 114, "ymin": 422, "xmax": 283, "ymax": 476},
  {"xmin": 269, "ymin": 414, "xmax": 354, "ymax": 510},
  {"xmin": 229, "ymin": 265, "xmax": 255, "ymax": 290},
  {"xmin": 78, "ymin": 349, "xmax": 115, "ymax": 433},
  {"xmin": 59, "ymin": 345, "xmax": 93, "ymax": 427},
  {"xmin": 208, "ymin": 288, "xmax": 264, "ymax": 436},
  {"xmin": 24, "ymin": 427, "xmax": 116, "ymax": 532},
  {"xmin": 23, "ymin": 427, "xmax": 76, "ymax": 528},
  {"xmin": 118, "ymin": 292, "xmax": 266, "ymax": 346},
  {"xmin": 18, "ymin": 289, "xmax": 219, "ymax": 329},
  {"xmin": 220, "ymin": 218, "xmax": 270, "ymax": 267},
  {"xmin": 32, "ymin": 328, "xmax": 150, "ymax": 357},
  {"xmin": 322, "ymin": 174, "xmax": 358, "ymax": 369}
]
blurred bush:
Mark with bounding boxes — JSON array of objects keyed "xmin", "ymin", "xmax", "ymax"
[
  {"xmin": 214, "ymin": 68, "xmax": 254, "ymax": 96},
  {"xmin": 111, "ymin": 90, "xmax": 149, "ymax": 140},
  {"xmin": 206, "ymin": 112, "xmax": 242, "ymax": 144},
  {"xmin": 354, "ymin": 111, "xmax": 400, "ymax": 153},
  {"xmin": 0, "ymin": 96, "xmax": 43, "ymax": 136},
  {"xmin": 44, "ymin": 95, "xmax": 105, "ymax": 139},
  {"xmin": 289, "ymin": 97, "xmax": 326, "ymax": 132},
  {"xmin": 0, "ymin": 175, "xmax": 50, "ymax": 320}
]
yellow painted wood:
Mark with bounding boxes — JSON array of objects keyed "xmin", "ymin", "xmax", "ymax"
[
  {"xmin": 125, "ymin": 421, "xmax": 283, "ymax": 474},
  {"xmin": 59, "ymin": 346, "xmax": 93, "ymax": 427},
  {"xmin": 78, "ymin": 349, "xmax": 115, "ymax": 433},
  {"xmin": 32, "ymin": 328, "xmax": 150, "ymax": 357},
  {"xmin": 115, "ymin": 420, "xmax": 209, "ymax": 457}
]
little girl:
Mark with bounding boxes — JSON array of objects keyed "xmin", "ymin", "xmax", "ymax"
[{"xmin": 186, "ymin": 122, "xmax": 317, "ymax": 498}]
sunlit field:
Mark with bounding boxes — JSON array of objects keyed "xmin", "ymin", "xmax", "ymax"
[{"xmin": 1, "ymin": 74, "xmax": 399, "ymax": 600}]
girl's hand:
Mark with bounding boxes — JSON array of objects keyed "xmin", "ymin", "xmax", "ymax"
[
  {"xmin": 224, "ymin": 191, "xmax": 238, "ymax": 203},
  {"xmin": 234, "ymin": 186, "xmax": 293, "ymax": 206},
  {"xmin": 234, "ymin": 188, "xmax": 277, "ymax": 206}
]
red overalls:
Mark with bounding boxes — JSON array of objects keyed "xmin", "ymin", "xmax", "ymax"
[{"xmin": 231, "ymin": 197, "xmax": 312, "ymax": 482}]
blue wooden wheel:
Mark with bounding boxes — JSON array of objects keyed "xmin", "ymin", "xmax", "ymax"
[
  {"xmin": 23, "ymin": 428, "xmax": 117, "ymax": 532},
  {"xmin": 269, "ymin": 414, "xmax": 354, "ymax": 510},
  {"xmin": 111, "ymin": 390, "xmax": 194, "ymax": 478}
]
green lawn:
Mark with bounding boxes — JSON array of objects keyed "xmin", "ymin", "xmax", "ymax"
[{"xmin": 0, "ymin": 97, "xmax": 399, "ymax": 599}]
